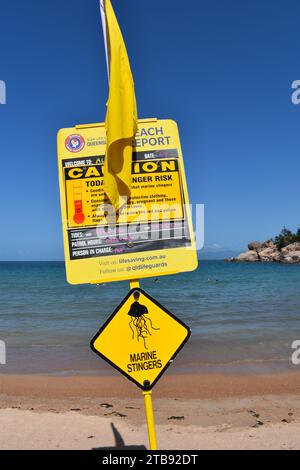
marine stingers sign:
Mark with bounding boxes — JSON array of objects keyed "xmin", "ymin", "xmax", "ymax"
[
  {"xmin": 57, "ymin": 119, "xmax": 198, "ymax": 285},
  {"xmin": 90, "ymin": 288, "xmax": 190, "ymax": 390}
]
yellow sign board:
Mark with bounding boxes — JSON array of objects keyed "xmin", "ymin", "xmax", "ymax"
[
  {"xmin": 57, "ymin": 118, "xmax": 198, "ymax": 284},
  {"xmin": 90, "ymin": 288, "xmax": 190, "ymax": 390}
]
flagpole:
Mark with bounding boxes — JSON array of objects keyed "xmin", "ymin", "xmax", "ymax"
[{"xmin": 100, "ymin": 0, "xmax": 110, "ymax": 80}]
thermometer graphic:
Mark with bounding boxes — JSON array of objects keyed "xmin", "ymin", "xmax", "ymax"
[{"xmin": 72, "ymin": 182, "xmax": 85, "ymax": 225}]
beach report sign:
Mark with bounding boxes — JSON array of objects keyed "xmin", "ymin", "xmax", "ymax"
[
  {"xmin": 91, "ymin": 288, "xmax": 190, "ymax": 390},
  {"xmin": 57, "ymin": 119, "xmax": 198, "ymax": 285}
]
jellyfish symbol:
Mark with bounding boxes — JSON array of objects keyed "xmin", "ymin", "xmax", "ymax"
[{"xmin": 128, "ymin": 291, "xmax": 159, "ymax": 350}]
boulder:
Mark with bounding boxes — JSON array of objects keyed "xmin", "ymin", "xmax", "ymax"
[
  {"xmin": 248, "ymin": 241, "xmax": 261, "ymax": 251},
  {"xmin": 258, "ymin": 247, "xmax": 280, "ymax": 262},
  {"xmin": 281, "ymin": 243, "xmax": 300, "ymax": 256},
  {"xmin": 236, "ymin": 250, "xmax": 259, "ymax": 262},
  {"xmin": 280, "ymin": 250, "xmax": 300, "ymax": 263},
  {"xmin": 261, "ymin": 239, "xmax": 277, "ymax": 250}
]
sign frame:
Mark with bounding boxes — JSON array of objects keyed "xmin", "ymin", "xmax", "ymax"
[{"xmin": 90, "ymin": 288, "xmax": 191, "ymax": 391}]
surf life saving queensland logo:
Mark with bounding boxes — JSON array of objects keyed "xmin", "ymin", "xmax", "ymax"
[{"xmin": 65, "ymin": 134, "xmax": 85, "ymax": 153}]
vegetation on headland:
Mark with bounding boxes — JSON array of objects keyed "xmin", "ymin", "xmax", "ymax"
[{"xmin": 273, "ymin": 227, "xmax": 300, "ymax": 250}]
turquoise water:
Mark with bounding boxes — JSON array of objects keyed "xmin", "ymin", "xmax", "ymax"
[{"xmin": 0, "ymin": 261, "xmax": 300, "ymax": 375}]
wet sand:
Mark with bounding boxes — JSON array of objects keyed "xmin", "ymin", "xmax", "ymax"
[{"xmin": 1, "ymin": 371, "xmax": 300, "ymax": 400}]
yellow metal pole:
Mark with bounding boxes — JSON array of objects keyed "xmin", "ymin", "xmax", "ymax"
[
  {"xmin": 129, "ymin": 279, "xmax": 158, "ymax": 450},
  {"xmin": 130, "ymin": 279, "xmax": 140, "ymax": 289},
  {"xmin": 143, "ymin": 390, "xmax": 158, "ymax": 450}
]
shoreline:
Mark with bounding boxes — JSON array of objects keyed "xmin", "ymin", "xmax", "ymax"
[{"xmin": 1, "ymin": 370, "xmax": 300, "ymax": 400}]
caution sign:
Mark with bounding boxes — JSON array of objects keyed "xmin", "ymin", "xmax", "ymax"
[
  {"xmin": 58, "ymin": 119, "xmax": 198, "ymax": 284},
  {"xmin": 64, "ymin": 154, "xmax": 183, "ymax": 228},
  {"xmin": 90, "ymin": 288, "xmax": 190, "ymax": 390}
]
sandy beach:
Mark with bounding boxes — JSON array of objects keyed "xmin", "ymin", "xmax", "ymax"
[{"xmin": 1, "ymin": 372, "xmax": 300, "ymax": 450}]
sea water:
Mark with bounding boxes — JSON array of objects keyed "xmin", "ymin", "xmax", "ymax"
[{"xmin": 0, "ymin": 261, "xmax": 299, "ymax": 375}]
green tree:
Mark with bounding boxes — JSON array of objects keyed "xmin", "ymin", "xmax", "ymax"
[{"xmin": 274, "ymin": 227, "xmax": 296, "ymax": 250}]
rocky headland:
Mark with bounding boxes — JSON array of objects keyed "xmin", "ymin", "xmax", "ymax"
[{"xmin": 227, "ymin": 240, "xmax": 300, "ymax": 264}]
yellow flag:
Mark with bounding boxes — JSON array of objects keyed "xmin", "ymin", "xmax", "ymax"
[{"xmin": 101, "ymin": 0, "xmax": 138, "ymax": 211}]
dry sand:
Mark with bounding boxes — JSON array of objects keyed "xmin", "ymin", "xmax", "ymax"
[{"xmin": 1, "ymin": 372, "xmax": 300, "ymax": 450}]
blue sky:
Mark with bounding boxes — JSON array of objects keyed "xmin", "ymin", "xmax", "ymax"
[{"xmin": 0, "ymin": 0, "xmax": 300, "ymax": 260}]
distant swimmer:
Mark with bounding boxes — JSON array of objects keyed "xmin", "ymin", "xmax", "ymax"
[{"xmin": 207, "ymin": 278, "xmax": 220, "ymax": 283}]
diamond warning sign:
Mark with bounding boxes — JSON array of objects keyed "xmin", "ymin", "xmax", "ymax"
[{"xmin": 90, "ymin": 288, "xmax": 190, "ymax": 390}]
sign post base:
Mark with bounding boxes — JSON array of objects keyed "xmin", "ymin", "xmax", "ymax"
[{"xmin": 143, "ymin": 390, "xmax": 158, "ymax": 450}]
